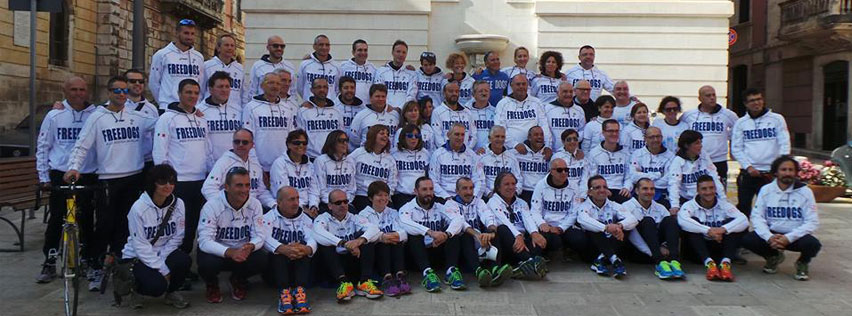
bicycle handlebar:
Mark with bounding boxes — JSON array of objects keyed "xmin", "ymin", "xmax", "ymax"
[{"xmin": 53, "ymin": 183, "xmax": 104, "ymax": 192}]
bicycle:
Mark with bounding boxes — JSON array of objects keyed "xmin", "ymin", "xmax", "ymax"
[{"xmin": 53, "ymin": 182, "xmax": 99, "ymax": 316}]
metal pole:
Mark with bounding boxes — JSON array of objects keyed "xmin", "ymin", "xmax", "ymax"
[
  {"xmin": 132, "ymin": 0, "xmax": 145, "ymax": 70},
  {"xmin": 28, "ymin": 0, "xmax": 37, "ymax": 157}
]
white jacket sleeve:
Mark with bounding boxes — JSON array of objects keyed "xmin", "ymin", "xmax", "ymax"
[
  {"xmin": 249, "ymin": 204, "xmax": 266, "ymax": 252},
  {"xmin": 577, "ymin": 207, "xmax": 606, "ymax": 232},
  {"xmin": 296, "ymin": 63, "xmax": 308, "ymax": 100},
  {"xmin": 467, "ymin": 114, "xmax": 478, "ymax": 150},
  {"xmin": 666, "ymin": 158, "xmax": 683, "ymax": 208},
  {"xmin": 406, "ymin": 75, "xmax": 417, "ymax": 103},
  {"xmin": 730, "ymin": 120, "xmax": 750, "ymax": 169},
  {"xmin": 399, "ymin": 207, "xmax": 430, "ymax": 236},
  {"xmin": 676, "ymin": 204, "xmax": 710, "ymax": 235},
  {"xmin": 444, "ymin": 210, "xmax": 466, "ymax": 236},
  {"xmin": 355, "ymin": 214, "xmax": 381, "ymax": 243},
  {"xmin": 36, "ymin": 112, "xmax": 56, "ymax": 182},
  {"xmin": 429, "ymin": 152, "xmax": 451, "ymax": 198},
  {"xmin": 785, "ymin": 190, "xmax": 819, "ymax": 243},
  {"xmin": 537, "ymin": 105, "xmax": 552, "ymax": 149},
  {"xmin": 148, "ymin": 51, "xmax": 164, "ymax": 104},
  {"xmin": 201, "ymin": 159, "xmax": 228, "ymax": 201},
  {"xmin": 615, "ymin": 204, "xmax": 639, "ymax": 231},
  {"xmin": 777, "ymin": 115, "xmax": 791, "ymax": 155},
  {"xmin": 557, "ymin": 208, "xmax": 578, "ymax": 231},
  {"xmin": 749, "ymin": 190, "xmax": 773, "ymax": 241},
  {"xmin": 255, "ymin": 173, "xmax": 277, "ymax": 209},
  {"xmin": 269, "ymin": 158, "xmax": 287, "ymax": 199},
  {"xmin": 518, "ymin": 205, "xmax": 540, "ymax": 234},
  {"xmin": 721, "ymin": 204, "xmax": 749, "ymax": 234},
  {"xmin": 303, "ymin": 219, "xmax": 318, "ymax": 256},
  {"xmin": 349, "ymin": 111, "xmax": 364, "ymax": 149},
  {"xmin": 127, "ymin": 205, "xmax": 167, "ymax": 275},
  {"xmin": 472, "ymin": 155, "xmax": 486, "ymax": 198},
  {"xmin": 67, "ymin": 116, "xmax": 97, "ymax": 171},
  {"xmin": 308, "ymin": 171, "xmax": 320, "ymax": 209},
  {"xmin": 312, "ymin": 215, "xmax": 343, "ymax": 246},
  {"xmin": 491, "ymin": 205, "xmax": 522, "ymax": 237},
  {"xmin": 197, "ymin": 203, "xmax": 229, "ymax": 257},
  {"xmin": 152, "ymin": 116, "xmax": 172, "ymax": 165},
  {"xmin": 529, "ymin": 187, "xmax": 546, "ymax": 228},
  {"xmin": 261, "ymin": 212, "xmax": 284, "ymax": 253},
  {"xmin": 388, "ymin": 156, "xmax": 399, "ymax": 196}
]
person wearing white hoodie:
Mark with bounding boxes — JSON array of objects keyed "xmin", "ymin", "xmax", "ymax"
[
  {"xmin": 545, "ymin": 82, "xmax": 586, "ymax": 150},
  {"xmin": 731, "ymin": 88, "xmax": 791, "ymax": 217},
  {"xmin": 530, "ymin": 50, "xmax": 568, "ymax": 104},
  {"xmin": 476, "ymin": 126, "xmax": 523, "ymax": 197},
  {"xmin": 628, "ymin": 127, "xmax": 675, "ymax": 208},
  {"xmin": 415, "ymin": 52, "xmax": 444, "ymax": 105},
  {"xmin": 120, "ymin": 164, "xmax": 190, "ymax": 308},
  {"xmin": 577, "ymin": 176, "xmax": 638, "ymax": 278},
  {"xmin": 297, "ymin": 77, "xmax": 344, "ymax": 159},
  {"xmin": 564, "ymin": 45, "xmax": 615, "ymax": 102},
  {"xmin": 64, "ymin": 77, "xmax": 157, "ymax": 290},
  {"xmin": 619, "ymin": 103, "xmax": 650, "ymax": 155},
  {"xmin": 680, "ymin": 85, "xmax": 738, "ymax": 184},
  {"xmin": 741, "ymin": 156, "xmax": 820, "ymax": 281},
  {"xmin": 314, "ymin": 130, "xmax": 357, "ymax": 209},
  {"xmin": 200, "ymin": 34, "xmax": 244, "ymax": 109},
  {"xmin": 242, "ymin": 72, "xmax": 299, "ymax": 172},
  {"xmin": 391, "ymin": 124, "xmax": 430, "ymax": 209},
  {"xmin": 467, "ymin": 80, "xmax": 496, "ymax": 152},
  {"xmin": 202, "ymin": 129, "xmax": 275, "ymax": 209},
  {"xmin": 373, "ymin": 40, "xmax": 417, "ymax": 107},
  {"xmin": 196, "ymin": 71, "xmax": 243, "ymax": 160},
  {"xmin": 494, "ymin": 74, "xmax": 551, "ymax": 149},
  {"xmin": 297, "ymin": 35, "xmax": 342, "ymax": 100},
  {"xmin": 336, "ymin": 77, "xmax": 367, "ymax": 149},
  {"xmin": 124, "ymin": 69, "xmax": 159, "ymax": 169},
  {"xmin": 429, "ymin": 124, "xmax": 485, "ymax": 200},
  {"xmin": 623, "ymin": 178, "xmax": 683, "ymax": 280},
  {"xmin": 149, "ymin": 19, "xmax": 204, "ymax": 109},
  {"xmin": 263, "ymin": 187, "xmax": 316, "ymax": 314},
  {"xmin": 431, "ymin": 81, "xmax": 477, "ymax": 149},
  {"xmin": 359, "ymin": 181, "xmax": 412, "ymax": 296},
  {"xmin": 666, "ymin": 130, "xmax": 726, "ymax": 212},
  {"xmin": 486, "ymin": 172, "xmax": 548, "ymax": 279},
  {"xmin": 443, "ymin": 53, "xmax": 476, "ymax": 105},
  {"xmin": 196, "ymin": 168, "xmax": 267, "ymax": 302},
  {"xmin": 551, "ymin": 129, "xmax": 586, "ymax": 190},
  {"xmin": 243, "ymin": 36, "xmax": 297, "ymax": 104},
  {"xmin": 154, "ymin": 79, "xmax": 213, "ymax": 254},
  {"xmin": 516, "ymin": 126, "xmax": 551, "ymax": 204},
  {"xmin": 530, "ymin": 159, "xmax": 591, "ymax": 261},
  {"xmin": 270, "ymin": 130, "xmax": 320, "ymax": 217},
  {"xmin": 349, "ymin": 84, "xmax": 400, "ymax": 148},
  {"xmin": 313, "ymin": 189, "xmax": 383, "ymax": 301},
  {"xmin": 677, "ymin": 175, "xmax": 747, "ymax": 282},
  {"xmin": 340, "ymin": 39, "xmax": 377, "ymax": 103},
  {"xmin": 581, "ymin": 119, "xmax": 631, "ymax": 203},
  {"xmin": 581, "ymin": 96, "xmax": 616, "ymax": 153},
  {"xmin": 351, "ymin": 125, "xmax": 398, "ymax": 212}
]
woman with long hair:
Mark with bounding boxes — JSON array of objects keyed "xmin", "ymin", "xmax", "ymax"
[
  {"xmin": 620, "ymin": 103, "xmax": 651, "ymax": 154},
  {"xmin": 391, "ymin": 124, "xmax": 430, "ymax": 209},
  {"xmin": 395, "ymin": 101, "xmax": 434, "ymax": 152},
  {"xmin": 314, "ymin": 130, "xmax": 357, "ymax": 212}
]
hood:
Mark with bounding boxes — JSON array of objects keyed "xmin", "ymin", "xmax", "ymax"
[
  {"xmin": 252, "ymin": 94, "xmax": 280, "ymax": 104},
  {"xmin": 772, "ymin": 179, "xmax": 807, "ymax": 192},
  {"xmin": 220, "ymin": 190, "xmax": 250, "ymax": 212},
  {"xmin": 308, "ymin": 96, "xmax": 335, "ymax": 108},
  {"xmin": 573, "ymin": 96, "xmax": 593, "ymax": 106},
  {"xmin": 386, "ymin": 61, "xmax": 403, "ymax": 71},
  {"xmin": 452, "ymin": 194, "xmax": 475, "ymax": 206},
  {"xmin": 337, "ymin": 94, "xmax": 363, "ymax": 106},
  {"xmin": 522, "ymin": 140, "xmax": 546, "ymax": 153},
  {"xmin": 692, "ymin": 195, "xmax": 718, "ymax": 209},
  {"xmin": 366, "ymin": 103, "xmax": 388, "ymax": 113},
  {"xmin": 285, "ymin": 150, "xmax": 310, "ymax": 165},
  {"xmin": 139, "ymin": 191, "xmax": 176, "ymax": 210},
  {"xmin": 260, "ymin": 54, "xmax": 281, "ymax": 64},
  {"xmin": 747, "ymin": 108, "xmax": 769, "ymax": 119},
  {"xmin": 274, "ymin": 205, "xmax": 305, "ymax": 220},
  {"xmin": 549, "ymin": 99, "xmax": 572, "ymax": 108},
  {"xmin": 223, "ymin": 150, "xmax": 249, "ymax": 164},
  {"xmin": 701, "ymin": 104, "xmax": 723, "ymax": 114},
  {"xmin": 442, "ymin": 101, "xmax": 464, "ymax": 112},
  {"xmin": 204, "ymin": 96, "xmax": 227, "ymax": 107},
  {"xmin": 486, "ymin": 145, "xmax": 509, "ymax": 156},
  {"xmin": 166, "ymin": 42, "xmax": 194, "ymax": 53},
  {"xmin": 418, "ymin": 66, "xmax": 443, "ymax": 76},
  {"xmin": 448, "ymin": 72, "xmax": 469, "ymax": 82},
  {"xmin": 442, "ymin": 141, "xmax": 467, "ymax": 153},
  {"xmin": 310, "ymin": 52, "xmax": 333, "ymax": 63},
  {"xmin": 546, "ymin": 174, "xmax": 569, "ymax": 189},
  {"xmin": 167, "ymin": 102, "xmax": 196, "ymax": 115},
  {"xmin": 599, "ymin": 141, "xmax": 624, "ymax": 152}
]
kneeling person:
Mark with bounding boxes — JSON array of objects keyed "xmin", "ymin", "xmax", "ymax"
[
  {"xmin": 197, "ymin": 167, "xmax": 267, "ymax": 303},
  {"xmin": 742, "ymin": 156, "xmax": 820, "ymax": 280},
  {"xmin": 263, "ymin": 187, "xmax": 316, "ymax": 314},
  {"xmin": 578, "ymin": 175, "xmax": 638, "ymax": 278},
  {"xmin": 623, "ymin": 178, "xmax": 683, "ymax": 279}
]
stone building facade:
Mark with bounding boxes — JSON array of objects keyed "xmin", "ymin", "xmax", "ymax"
[{"xmin": 0, "ymin": 0, "xmax": 245, "ymax": 130}]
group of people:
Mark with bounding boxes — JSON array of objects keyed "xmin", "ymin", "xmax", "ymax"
[{"xmin": 34, "ymin": 19, "xmax": 822, "ymax": 315}]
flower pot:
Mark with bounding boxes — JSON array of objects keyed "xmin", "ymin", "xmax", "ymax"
[{"xmin": 808, "ymin": 184, "xmax": 847, "ymax": 203}]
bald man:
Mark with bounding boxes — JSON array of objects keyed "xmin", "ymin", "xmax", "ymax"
[
  {"xmin": 244, "ymin": 35, "xmax": 298, "ymax": 104},
  {"xmin": 572, "ymin": 80, "xmax": 597, "ymax": 122},
  {"xmin": 612, "ymin": 81, "xmax": 636, "ymax": 126},
  {"xmin": 680, "ymin": 85, "xmax": 738, "ymax": 186},
  {"xmin": 35, "ymin": 76, "xmax": 100, "ymax": 284}
]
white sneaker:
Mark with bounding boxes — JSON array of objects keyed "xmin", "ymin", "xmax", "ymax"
[{"xmin": 88, "ymin": 269, "xmax": 104, "ymax": 292}]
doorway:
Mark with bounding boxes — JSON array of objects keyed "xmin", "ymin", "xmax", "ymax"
[{"xmin": 823, "ymin": 61, "xmax": 849, "ymax": 151}]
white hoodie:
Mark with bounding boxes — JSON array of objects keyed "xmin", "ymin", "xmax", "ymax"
[
  {"xmin": 530, "ymin": 175, "xmax": 581, "ymax": 231},
  {"xmin": 349, "ymin": 104, "xmax": 399, "ymax": 148},
  {"xmin": 564, "ymin": 64, "xmax": 615, "ymax": 101},
  {"xmin": 500, "ymin": 66, "xmax": 535, "ymax": 96},
  {"xmin": 415, "ymin": 67, "xmax": 445, "ymax": 105},
  {"xmin": 581, "ymin": 143, "xmax": 630, "ymax": 196},
  {"xmin": 494, "ymin": 94, "xmax": 551, "ymax": 148},
  {"xmin": 201, "ymin": 56, "xmax": 245, "ymax": 108},
  {"xmin": 242, "ymin": 95, "xmax": 299, "ymax": 171},
  {"xmin": 197, "ymin": 192, "xmax": 265, "ymax": 257},
  {"xmin": 515, "ymin": 143, "xmax": 550, "ymax": 192},
  {"xmin": 476, "ymin": 145, "xmax": 523, "ymax": 195},
  {"xmin": 544, "ymin": 100, "xmax": 586, "ymax": 150},
  {"xmin": 153, "ymin": 104, "xmax": 213, "ymax": 181},
  {"xmin": 581, "ymin": 116, "xmax": 607, "ymax": 153},
  {"xmin": 680, "ymin": 105, "xmax": 738, "ymax": 163},
  {"xmin": 551, "ymin": 149, "xmax": 586, "ymax": 190},
  {"xmin": 392, "ymin": 148, "xmax": 430, "ymax": 195},
  {"xmin": 651, "ymin": 118, "xmax": 689, "ymax": 155},
  {"xmin": 262, "ymin": 207, "xmax": 317, "ymax": 255},
  {"xmin": 37, "ymin": 102, "xmax": 98, "ymax": 182},
  {"xmin": 398, "ymin": 199, "xmax": 464, "ymax": 236},
  {"xmin": 612, "ymin": 101, "xmax": 636, "ymax": 127},
  {"xmin": 465, "ymin": 101, "xmax": 496, "ymax": 151},
  {"xmin": 628, "ymin": 146, "xmax": 675, "ymax": 190},
  {"xmin": 576, "ymin": 198, "xmax": 638, "ymax": 233},
  {"xmin": 196, "ymin": 97, "xmax": 243, "ymax": 160},
  {"xmin": 335, "ymin": 95, "xmax": 366, "ymax": 146},
  {"xmin": 443, "ymin": 196, "xmax": 495, "ymax": 233},
  {"xmin": 68, "ymin": 105, "xmax": 156, "ymax": 179},
  {"xmin": 360, "ymin": 206, "xmax": 409, "ymax": 243},
  {"xmin": 296, "ymin": 98, "xmax": 344, "ymax": 158},
  {"xmin": 619, "ymin": 121, "xmax": 647, "ymax": 155},
  {"xmin": 731, "ymin": 109, "xmax": 791, "ymax": 171},
  {"xmin": 751, "ymin": 180, "xmax": 819, "ymax": 243},
  {"xmin": 442, "ymin": 73, "xmax": 475, "ymax": 105},
  {"xmin": 340, "ymin": 58, "xmax": 378, "ymax": 102},
  {"xmin": 350, "ymin": 147, "xmax": 398, "ymax": 196},
  {"xmin": 487, "ymin": 195, "xmax": 540, "ymax": 236},
  {"xmin": 373, "ymin": 62, "xmax": 417, "ymax": 107},
  {"xmin": 677, "ymin": 197, "xmax": 748, "ymax": 238},
  {"xmin": 270, "ymin": 152, "xmax": 320, "ymax": 209},
  {"xmin": 666, "ymin": 153, "xmax": 725, "ymax": 208},
  {"xmin": 622, "ymin": 197, "xmax": 670, "ymax": 256},
  {"xmin": 530, "ymin": 75, "xmax": 565, "ymax": 104},
  {"xmin": 149, "ymin": 42, "xmax": 204, "ymax": 109},
  {"xmin": 244, "ymin": 54, "xmax": 298, "ymax": 104},
  {"xmin": 313, "ymin": 153, "xmax": 357, "ymax": 204},
  {"xmin": 297, "ymin": 53, "xmax": 342, "ymax": 100},
  {"xmin": 126, "ymin": 97, "xmax": 159, "ymax": 162},
  {"xmin": 429, "ymin": 144, "xmax": 485, "ymax": 198},
  {"xmin": 121, "ymin": 193, "xmax": 185, "ymax": 276},
  {"xmin": 393, "ymin": 123, "xmax": 434, "ymax": 153},
  {"xmin": 431, "ymin": 102, "xmax": 477, "ymax": 149},
  {"xmin": 312, "ymin": 211, "xmax": 380, "ymax": 246},
  {"xmin": 202, "ymin": 150, "xmax": 276, "ymax": 208}
]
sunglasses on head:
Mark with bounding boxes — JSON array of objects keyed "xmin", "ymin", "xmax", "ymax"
[
  {"xmin": 127, "ymin": 79, "xmax": 145, "ymax": 84},
  {"xmin": 178, "ymin": 19, "xmax": 196, "ymax": 26},
  {"xmin": 233, "ymin": 139, "xmax": 251, "ymax": 145},
  {"xmin": 111, "ymin": 88, "xmax": 129, "ymax": 94},
  {"xmin": 331, "ymin": 199, "xmax": 349, "ymax": 206},
  {"xmin": 270, "ymin": 43, "xmax": 286, "ymax": 49}
]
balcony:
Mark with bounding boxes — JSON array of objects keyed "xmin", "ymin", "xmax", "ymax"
[
  {"xmin": 779, "ymin": 0, "xmax": 852, "ymax": 51},
  {"xmin": 161, "ymin": 0, "xmax": 224, "ymax": 28}
]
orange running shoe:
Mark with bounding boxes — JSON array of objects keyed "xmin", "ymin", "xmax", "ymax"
[
  {"xmin": 719, "ymin": 261, "xmax": 735, "ymax": 282},
  {"xmin": 705, "ymin": 261, "xmax": 720, "ymax": 281}
]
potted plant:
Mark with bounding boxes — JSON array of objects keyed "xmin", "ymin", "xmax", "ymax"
[{"xmin": 799, "ymin": 159, "xmax": 848, "ymax": 203}]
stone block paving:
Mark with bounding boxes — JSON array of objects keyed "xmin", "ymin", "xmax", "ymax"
[{"xmin": 3, "ymin": 202, "xmax": 852, "ymax": 316}]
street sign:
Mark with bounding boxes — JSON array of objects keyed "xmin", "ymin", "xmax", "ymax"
[{"xmin": 729, "ymin": 28, "xmax": 738, "ymax": 46}]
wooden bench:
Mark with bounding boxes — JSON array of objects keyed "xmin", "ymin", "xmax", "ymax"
[{"xmin": 0, "ymin": 157, "xmax": 48, "ymax": 252}]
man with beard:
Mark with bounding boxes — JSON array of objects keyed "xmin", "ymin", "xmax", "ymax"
[
  {"xmin": 741, "ymin": 156, "xmax": 820, "ymax": 281},
  {"xmin": 297, "ymin": 77, "xmax": 344, "ymax": 159},
  {"xmin": 150, "ymin": 19, "xmax": 204, "ymax": 109},
  {"xmin": 431, "ymin": 81, "xmax": 477, "ymax": 148}
]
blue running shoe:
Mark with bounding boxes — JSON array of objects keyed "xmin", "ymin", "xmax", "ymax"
[
  {"xmin": 422, "ymin": 268, "xmax": 442, "ymax": 292},
  {"xmin": 444, "ymin": 267, "xmax": 467, "ymax": 290},
  {"xmin": 669, "ymin": 260, "xmax": 685, "ymax": 279},
  {"xmin": 655, "ymin": 261, "xmax": 673, "ymax": 279},
  {"xmin": 612, "ymin": 259, "xmax": 627, "ymax": 278},
  {"xmin": 591, "ymin": 257, "xmax": 609, "ymax": 276}
]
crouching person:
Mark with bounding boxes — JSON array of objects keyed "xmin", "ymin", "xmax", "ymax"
[
  {"xmin": 578, "ymin": 175, "xmax": 638, "ymax": 278},
  {"xmin": 313, "ymin": 189, "xmax": 383, "ymax": 303},
  {"xmin": 359, "ymin": 181, "xmax": 412, "ymax": 297},
  {"xmin": 264, "ymin": 186, "xmax": 316, "ymax": 314},
  {"xmin": 121, "ymin": 164, "xmax": 190, "ymax": 309},
  {"xmin": 741, "ymin": 156, "xmax": 820, "ymax": 280},
  {"xmin": 677, "ymin": 175, "xmax": 748, "ymax": 282},
  {"xmin": 623, "ymin": 178, "xmax": 684, "ymax": 279},
  {"xmin": 197, "ymin": 167, "xmax": 267, "ymax": 303},
  {"xmin": 487, "ymin": 172, "xmax": 548, "ymax": 280}
]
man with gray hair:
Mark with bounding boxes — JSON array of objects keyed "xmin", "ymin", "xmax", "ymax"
[
  {"xmin": 201, "ymin": 33, "xmax": 244, "ymax": 108},
  {"xmin": 244, "ymin": 35, "xmax": 297, "ymax": 103},
  {"xmin": 297, "ymin": 34, "xmax": 342, "ymax": 100},
  {"xmin": 545, "ymin": 81, "xmax": 586, "ymax": 149},
  {"xmin": 612, "ymin": 81, "xmax": 636, "ymax": 126},
  {"xmin": 529, "ymin": 158, "xmax": 590, "ymax": 261},
  {"xmin": 475, "ymin": 125, "xmax": 522, "ymax": 197},
  {"xmin": 242, "ymin": 72, "xmax": 298, "ymax": 173},
  {"xmin": 430, "ymin": 123, "xmax": 485, "ymax": 200}
]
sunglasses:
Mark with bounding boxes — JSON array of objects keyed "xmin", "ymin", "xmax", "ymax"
[
  {"xmin": 233, "ymin": 139, "xmax": 251, "ymax": 145},
  {"xmin": 405, "ymin": 133, "xmax": 421, "ymax": 139},
  {"xmin": 331, "ymin": 199, "xmax": 349, "ymax": 206},
  {"xmin": 270, "ymin": 43, "xmax": 286, "ymax": 49},
  {"xmin": 337, "ymin": 138, "xmax": 349, "ymax": 144},
  {"xmin": 290, "ymin": 140, "xmax": 307, "ymax": 146},
  {"xmin": 554, "ymin": 168, "xmax": 569, "ymax": 173},
  {"xmin": 155, "ymin": 178, "xmax": 176, "ymax": 185},
  {"xmin": 127, "ymin": 79, "xmax": 145, "ymax": 84},
  {"xmin": 178, "ymin": 19, "xmax": 196, "ymax": 26},
  {"xmin": 111, "ymin": 88, "xmax": 129, "ymax": 94},
  {"xmin": 663, "ymin": 107, "xmax": 679, "ymax": 113}
]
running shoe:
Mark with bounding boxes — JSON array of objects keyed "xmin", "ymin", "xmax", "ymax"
[{"xmin": 356, "ymin": 279, "xmax": 384, "ymax": 299}]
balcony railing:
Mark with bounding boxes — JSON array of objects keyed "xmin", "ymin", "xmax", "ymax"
[
  {"xmin": 779, "ymin": 0, "xmax": 852, "ymax": 50},
  {"xmin": 161, "ymin": 0, "xmax": 225, "ymax": 28},
  {"xmin": 780, "ymin": 0, "xmax": 831, "ymax": 24}
]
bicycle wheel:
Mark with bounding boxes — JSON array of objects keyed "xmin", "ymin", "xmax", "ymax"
[{"xmin": 61, "ymin": 226, "xmax": 81, "ymax": 316}]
